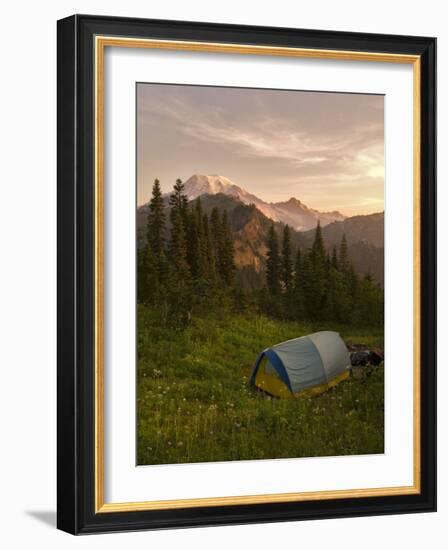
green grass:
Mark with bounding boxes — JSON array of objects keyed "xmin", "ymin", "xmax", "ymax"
[{"xmin": 137, "ymin": 306, "xmax": 384, "ymax": 465}]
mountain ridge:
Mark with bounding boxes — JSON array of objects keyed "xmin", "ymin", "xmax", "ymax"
[{"xmin": 180, "ymin": 174, "xmax": 346, "ymax": 231}]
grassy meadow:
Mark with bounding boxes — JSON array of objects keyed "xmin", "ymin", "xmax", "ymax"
[{"xmin": 137, "ymin": 305, "xmax": 384, "ymax": 465}]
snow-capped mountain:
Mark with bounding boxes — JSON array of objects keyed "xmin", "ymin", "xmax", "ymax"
[
  {"xmin": 183, "ymin": 174, "xmax": 262, "ymax": 204},
  {"xmin": 182, "ymin": 174, "xmax": 345, "ymax": 231}
]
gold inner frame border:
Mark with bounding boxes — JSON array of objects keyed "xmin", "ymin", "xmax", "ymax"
[{"xmin": 94, "ymin": 35, "xmax": 421, "ymax": 513}]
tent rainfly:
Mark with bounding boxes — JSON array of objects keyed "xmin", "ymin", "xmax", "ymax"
[{"xmin": 250, "ymin": 331, "xmax": 351, "ymax": 398}]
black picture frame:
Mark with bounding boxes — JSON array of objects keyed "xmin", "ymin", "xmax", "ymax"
[{"xmin": 57, "ymin": 14, "xmax": 436, "ymax": 535}]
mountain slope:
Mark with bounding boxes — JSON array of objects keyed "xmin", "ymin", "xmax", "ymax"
[
  {"xmin": 192, "ymin": 195, "xmax": 384, "ymax": 288},
  {"xmin": 137, "ymin": 186, "xmax": 384, "ymax": 289},
  {"xmin": 269, "ymin": 197, "xmax": 346, "ymax": 231},
  {"xmin": 182, "ymin": 174, "xmax": 345, "ymax": 231},
  {"xmin": 197, "ymin": 195, "xmax": 273, "ymax": 276},
  {"xmin": 183, "ymin": 174, "xmax": 261, "ymax": 205},
  {"xmin": 300, "ymin": 212, "xmax": 385, "ymax": 285},
  {"xmin": 300, "ymin": 212, "xmax": 384, "ymax": 249}
]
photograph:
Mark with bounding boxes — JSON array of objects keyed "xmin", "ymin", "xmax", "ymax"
[{"xmin": 136, "ymin": 83, "xmax": 385, "ymax": 466}]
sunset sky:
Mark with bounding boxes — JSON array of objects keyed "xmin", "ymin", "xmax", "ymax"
[{"xmin": 137, "ymin": 83, "xmax": 384, "ymax": 216}]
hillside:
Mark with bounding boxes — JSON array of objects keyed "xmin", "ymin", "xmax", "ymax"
[
  {"xmin": 300, "ymin": 213, "xmax": 385, "ymax": 285},
  {"xmin": 300, "ymin": 212, "xmax": 384, "ymax": 249},
  {"xmin": 200, "ymin": 196, "xmax": 384, "ymax": 287},
  {"xmin": 138, "ymin": 306, "xmax": 384, "ymax": 465},
  {"xmin": 138, "ymin": 192, "xmax": 384, "ymax": 289}
]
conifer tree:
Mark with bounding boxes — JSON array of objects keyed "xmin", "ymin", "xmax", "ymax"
[
  {"xmin": 195, "ymin": 198, "xmax": 208, "ymax": 277},
  {"xmin": 308, "ymin": 222, "xmax": 327, "ymax": 316},
  {"xmin": 294, "ymin": 248, "xmax": 302, "ymax": 290},
  {"xmin": 186, "ymin": 208, "xmax": 200, "ymax": 278},
  {"xmin": 339, "ymin": 233, "xmax": 349, "ymax": 274},
  {"xmin": 355, "ymin": 273, "xmax": 383, "ymax": 326},
  {"xmin": 169, "ymin": 178, "xmax": 188, "ymax": 226},
  {"xmin": 220, "ymin": 210, "xmax": 235, "ymax": 285},
  {"xmin": 323, "ymin": 266, "xmax": 345, "ymax": 322},
  {"xmin": 147, "ymin": 178, "xmax": 166, "ymax": 258},
  {"xmin": 266, "ymin": 224, "xmax": 281, "ymax": 295},
  {"xmin": 156, "ymin": 249, "xmax": 169, "ymax": 288},
  {"xmin": 325, "ymin": 251, "xmax": 331, "ymax": 276},
  {"xmin": 332, "ymin": 234, "xmax": 354, "ymax": 316},
  {"xmin": 300, "ymin": 251, "xmax": 313, "ymax": 317},
  {"xmin": 137, "ymin": 244, "xmax": 158, "ymax": 305},
  {"xmin": 169, "ymin": 209, "xmax": 189, "ymax": 278},
  {"xmin": 195, "ymin": 195, "xmax": 204, "ymax": 223},
  {"xmin": 331, "ymin": 246, "xmax": 339, "ymax": 271},
  {"xmin": 281, "ymin": 224, "xmax": 293, "ymax": 291},
  {"xmin": 166, "ymin": 231, "xmax": 192, "ymax": 327},
  {"xmin": 210, "ymin": 207, "xmax": 221, "ymax": 246},
  {"xmin": 347, "ymin": 263, "xmax": 359, "ymax": 304},
  {"xmin": 210, "ymin": 207, "xmax": 223, "ymax": 277},
  {"xmin": 310, "ymin": 221, "xmax": 326, "ymax": 266},
  {"xmin": 292, "ymin": 248, "xmax": 304, "ymax": 319},
  {"xmin": 202, "ymin": 213, "xmax": 215, "ymax": 280}
]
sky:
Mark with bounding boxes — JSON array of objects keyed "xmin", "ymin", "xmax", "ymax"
[{"xmin": 137, "ymin": 83, "xmax": 384, "ymax": 216}]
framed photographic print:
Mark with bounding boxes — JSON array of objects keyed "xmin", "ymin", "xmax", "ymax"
[{"xmin": 57, "ymin": 15, "xmax": 436, "ymax": 534}]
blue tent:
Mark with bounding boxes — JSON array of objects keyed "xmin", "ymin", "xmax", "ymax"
[{"xmin": 250, "ymin": 331, "xmax": 350, "ymax": 397}]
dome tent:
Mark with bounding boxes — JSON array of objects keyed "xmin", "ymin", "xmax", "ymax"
[{"xmin": 250, "ymin": 331, "xmax": 350, "ymax": 398}]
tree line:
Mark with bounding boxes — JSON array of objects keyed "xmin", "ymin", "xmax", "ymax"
[
  {"xmin": 263, "ymin": 222, "xmax": 383, "ymax": 326},
  {"xmin": 138, "ymin": 178, "xmax": 236, "ymax": 327}
]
